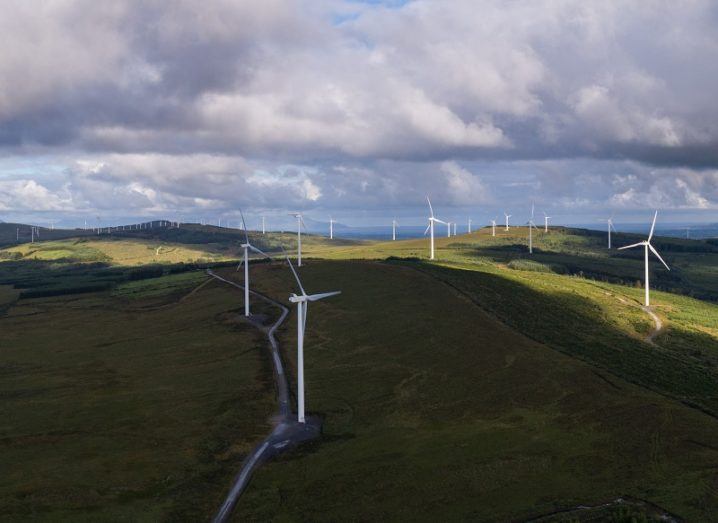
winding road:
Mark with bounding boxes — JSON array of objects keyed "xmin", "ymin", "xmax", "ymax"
[
  {"xmin": 207, "ymin": 270, "xmax": 320, "ymax": 523},
  {"xmin": 641, "ymin": 305, "xmax": 663, "ymax": 344}
]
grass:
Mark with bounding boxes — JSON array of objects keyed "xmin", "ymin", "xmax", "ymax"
[
  {"xmin": 0, "ymin": 272, "xmax": 277, "ymax": 521},
  {"xmin": 215, "ymin": 262, "xmax": 718, "ymax": 521},
  {"xmin": 3, "ymin": 224, "xmax": 718, "ymax": 520}
]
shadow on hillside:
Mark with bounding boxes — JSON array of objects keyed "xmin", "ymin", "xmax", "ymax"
[
  {"xmin": 402, "ymin": 259, "xmax": 718, "ymax": 418},
  {"xmin": 466, "ymin": 243, "xmax": 718, "ymax": 301},
  {"xmin": 0, "ymin": 259, "xmax": 220, "ymax": 299}
]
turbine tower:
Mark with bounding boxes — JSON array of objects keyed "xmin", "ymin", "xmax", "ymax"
[
  {"xmin": 453, "ymin": 222, "xmax": 457, "ymax": 236},
  {"xmin": 468, "ymin": 218, "xmax": 472, "ymax": 234},
  {"xmin": 329, "ymin": 217, "xmax": 336, "ymax": 240},
  {"xmin": 618, "ymin": 211, "xmax": 670, "ymax": 307},
  {"xmin": 237, "ymin": 209, "xmax": 271, "ymax": 316},
  {"xmin": 543, "ymin": 212, "xmax": 551, "ymax": 232},
  {"xmin": 491, "ymin": 219, "xmax": 497, "ymax": 237},
  {"xmin": 526, "ymin": 212, "xmax": 538, "ymax": 254},
  {"xmin": 504, "ymin": 212, "xmax": 511, "ymax": 231},
  {"xmin": 262, "ymin": 216, "xmax": 266, "ymax": 235},
  {"xmin": 285, "ymin": 255, "xmax": 340, "ymax": 424},
  {"xmin": 424, "ymin": 196, "xmax": 447, "ymax": 260},
  {"xmin": 392, "ymin": 219, "xmax": 398, "ymax": 241},
  {"xmin": 289, "ymin": 212, "xmax": 306, "ymax": 266}
]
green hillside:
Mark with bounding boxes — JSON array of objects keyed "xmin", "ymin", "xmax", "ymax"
[{"xmin": 2, "ymin": 225, "xmax": 718, "ymax": 520}]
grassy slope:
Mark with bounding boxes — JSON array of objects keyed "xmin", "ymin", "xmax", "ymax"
[
  {"xmin": 0, "ymin": 273, "xmax": 276, "ymax": 521},
  {"xmin": 305, "ymin": 227, "xmax": 718, "ymax": 415},
  {"xmin": 222, "ymin": 262, "xmax": 718, "ymax": 521},
  {"xmin": 3, "ymin": 226, "xmax": 718, "ymax": 520},
  {"xmin": 0, "ymin": 226, "xmax": 358, "ymax": 266}
]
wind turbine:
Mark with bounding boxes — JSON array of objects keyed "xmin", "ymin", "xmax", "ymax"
[
  {"xmin": 289, "ymin": 213, "xmax": 306, "ymax": 266},
  {"xmin": 504, "ymin": 212, "xmax": 511, "ymax": 231},
  {"xmin": 424, "ymin": 196, "xmax": 447, "ymax": 260},
  {"xmin": 329, "ymin": 217, "xmax": 336, "ymax": 240},
  {"xmin": 618, "ymin": 211, "xmax": 670, "ymax": 307},
  {"xmin": 392, "ymin": 219, "xmax": 398, "ymax": 241},
  {"xmin": 527, "ymin": 205, "xmax": 538, "ymax": 254},
  {"xmin": 262, "ymin": 216, "xmax": 266, "ymax": 235},
  {"xmin": 468, "ymin": 218, "xmax": 472, "ymax": 234},
  {"xmin": 446, "ymin": 221, "xmax": 451, "ymax": 237},
  {"xmin": 236, "ymin": 209, "xmax": 272, "ymax": 316},
  {"xmin": 604, "ymin": 216, "xmax": 616, "ymax": 249},
  {"xmin": 453, "ymin": 222, "xmax": 457, "ymax": 236},
  {"xmin": 543, "ymin": 212, "xmax": 551, "ymax": 232},
  {"xmin": 491, "ymin": 219, "xmax": 497, "ymax": 237},
  {"xmin": 285, "ymin": 254, "xmax": 340, "ymax": 424}
]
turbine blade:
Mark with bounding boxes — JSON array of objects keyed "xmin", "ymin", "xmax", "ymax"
[
  {"xmin": 249, "ymin": 245, "xmax": 272, "ymax": 259},
  {"xmin": 236, "ymin": 259, "xmax": 244, "ymax": 271},
  {"xmin": 286, "ymin": 255, "xmax": 306, "ymax": 295},
  {"xmin": 648, "ymin": 210, "xmax": 658, "ymax": 241},
  {"xmin": 303, "ymin": 301, "xmax": 308, "ymax": 335},
  {"xmin": 426, "ymin": 196, "xmax": 434, "ymax": 218},
  {"xmin": 424, "ymin": 223, "xmax": 431, "ymax": 236},
  {"xmin": 306, "ymin": 290, "xmax": 341, "ymax": 301},
  {"xmin": 300, "ymin": 215, "xmax": 307, "ymax": 230},
  {"xmin": 239, "ymin": 208, "xmax": 249, "ymax": 244},
  {"xmin": 618, "ymin": 241, "xmax": 645, "ymax": 250},
  {"xmin": 649, "ymin": 243, "xmax": 671, "ymax": 271},
  {"xmin": 434, "ymin": 218, "xmax": 448, "ymax": 225}
]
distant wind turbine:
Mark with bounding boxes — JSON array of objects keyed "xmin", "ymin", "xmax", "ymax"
[
  {"xmin": 504, "ymin": 212, "xmax": 511, "ymax": 231},
  {"xmin": 329, "ymin": 217, "xmax": 336, "ymax": 240},
  {"xmin": 392, "ymin": 219, "xmax": 398, "ymax": 241},
  {"xmin": 527, "ymin": 205, "xmax": 539, "ymax": 254},
  {"xmin": 452, "ymin": 222, "xmax": 457, "ymax": 236},
  {"xmin": 289, "ymin": 212, "xmax": 307, "ymax": 266},
  {"xmin": 237, "ymin": 209, "xmax": 272, "ymax": 316},
  {"xmin": 262, "ymin": 216, "xmax": 266, "ymax": 235},
  {"xmin": 424, "ymin": 196, "xmax": 448, "ymax": 260},
  {"xmin": 618, "ymin": 211, "xmax": 670, "ymax": 307},
  {"xmin": 543, "ymin": 212, "xmax": 551, "ymax": 232},
  {"xmin": 604, "ymin": 216, "xmax": 616, "ymax": 249},
  {"xmin": 468, "ymin": 218, "xmax": 472, "ymax": 234},
  {"xmin": 285, "ymin": 254, "xmax": 340, "ymax": 424},
  {"xmin": 491, "ymin": 219, "xmax": 497, "ymax": 237}
]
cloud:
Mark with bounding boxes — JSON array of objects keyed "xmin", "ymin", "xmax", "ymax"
[{"xmin": 1, "ymin": 0, "xmax": 718, "ymax": 220}]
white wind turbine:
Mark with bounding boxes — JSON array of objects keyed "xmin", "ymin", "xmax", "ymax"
[
  {"xmin": 236, "ymin": 209, "xmax": 272, "ymax": 317},
  {"xmin": 491, "ymin": 218, "xmax": 497, "ymax": 237},
  {"xmin": 329, "ymin": 217, "xmax": 336, "ymax": 240},
  {"xmin": 285, "ymin": 254, "xmax": 340, "ymax": 424},
  {"xmin": 392, "ymin": 219, "xmax": 398, "ymax": 241},
  {"xmin": 604, "ymin": 216, "xmax": 617, "ymax": 249},
  {"xmin": 452, "ymin": 222, "xmax": 457, "ymax": 236},
  {"xmin": 504, "ymin": 212, "xmax": 511, "ymax": 231},
  {"xmin": 468, "ymin": 218, "xmax": 472, "ymax": 234},
  {"xmin": 543, "ymin": 212, "xmax": 551, "ymax": 232},
  {"xmin": 262, "ymin": 216, "xmax": 266, "ymax": 235},
  {"xmin": 424, "ymin": 196, "xmax": 448, "ymax": 260},
  {"xmin": 289, "ymin": 212, "xmax": 306, "ymax": 266},
  {"xmin": 446, "ymin": 221, "xmax": 451, "ymax": 237},
  {"xmin": 618, "ymin": 211, "xmax": 670, "ymax": 307},
  {"xmin": 527, "ymin": 205, "xmax": 539, "ymax": 254}
]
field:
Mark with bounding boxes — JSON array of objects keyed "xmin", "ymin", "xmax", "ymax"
[
  {"xmin": 2, "ymin": 223, "xmax": 718, "ymax": 520},
  {"xmin": 219, "ymin": 262, "xmax": 718, "ymax": 521},
  {"xmin": 0, "ymin": 272, "xmax": 278, "ymax": 521}
]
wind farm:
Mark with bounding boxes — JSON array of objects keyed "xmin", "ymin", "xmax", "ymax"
[{"xmin": 3, "ymin": 1, "xmax": 718, "ymax": 522}]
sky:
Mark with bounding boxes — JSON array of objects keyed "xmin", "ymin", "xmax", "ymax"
[{"xmin": 1, "ymin": 0, "xmax": 718, "ymax": 230}]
